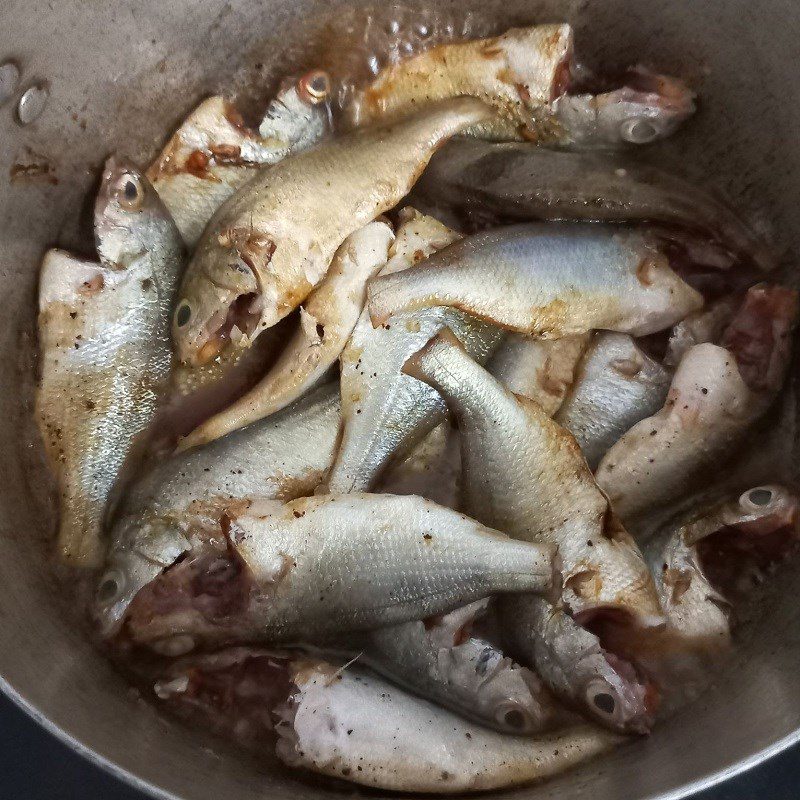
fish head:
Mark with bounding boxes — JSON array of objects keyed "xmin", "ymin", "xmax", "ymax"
[
  {"xmin": 265, "ymin": 70, "xmax": 331, "ymax": 131},
  {"xmin": 444, "ymin": 640, "xmax": 554, "ymax": 734},
  {"xmin": 568, "ymin": 608, "xmax": 657, "ymax": 734},
  {"xmin": 596, "ymin": 68, "xmax": 696, "ymax": 147},
  {"xmin": 688, "ymin": 485, "xmax": 800, "ymax": 598},
  {"xmin": 95, "ymin": 157, "xmax": 178, "ymax": 268},
  {"xmin": 580, "ymin": 651, "xmax": 655, "ymax": 734},
  {"xmin": 172, "ymin": 231, "xmax": 266, "ymax": 366},
  {"xmin": 93, "ymin": 514, "xmax": 192, "ymax": 638}
]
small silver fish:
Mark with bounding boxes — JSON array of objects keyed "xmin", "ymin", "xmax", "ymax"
[
  {"xmin": 148, "ymin": 71, "xmax": 331, "ymax": 247},
  {"xmin": 356, "ymin": 598, "xmax": 560, "ymax": 734},
  {"xmin": 36, "ymin": 159, "xmax": 184, "ymax": 567},
  {"xmin": 172, "ymin": 98, "xmax": 492, "ymax": 367},
  {"xmin": 124, "ymin": 493, "xmax": 556, "ymax": 654},
  {"xmin": 177, "ymin": 221, "xmax": 393, "ymax": 449},
  {"xmin": 596, "ymin": 285, "xmax": 798, "ymax": 527},
  {"xmin": 274, "ymin": 659, "xmax": 619, "ymax": 792},
  {"xmin": 95, "ymin": 383, "xmax": 341, "ymax": 636},
  {"xmin": 402, "ymin": 329, "xmax": 664, "ymax": 628},
  {"xmin": 368, "ymin": 223, "xmax": 702, "ymax": 337},
  {"xmin": 555, "ymin": 332, "xmax": 672, "ymax": 469},
  {"xmin": 325, "ymin": 208, "xmax": 502, "ymax": 493}
]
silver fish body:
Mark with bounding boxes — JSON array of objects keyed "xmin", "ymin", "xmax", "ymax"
[
  {"xmin": 178, "ymin": 221, "xmax": 394, "ymax": 449},
  {"xmin": 96, "ymin": 383, "xmax": 341, "ymax": 636},
  {"xmin": 148, "ymin": 71, "xmax": 331, "ymax": 247},
  {"xmin": 410, "ymin": 139, "xmax": 774, "ymax": 270},
  {"xmin": 173, "ymin": 98, "xmax": 492, "ymax": 367},
  {"xmin": 356, "ymin": 599, "xmax": 559, "ymax": 734},
  {"xmin": 275, "ymin": 660, "xmax": 618, "ymax": 793},
  {"xmin": 368, "ymin": 223, "xmax": 703, "ymax": 337},
  {"xmin": 326, "ymin": 209, "xmax": 502, "ymax": 493},
  {"xmin": 36, "ymin": 160, "xmax": 184, "ymax": 567},
  {"xmin": 487, "ymin": 333, "xmax": 589, "ymax": 415},
  {"xmin": 403, "ymin": 329, "xmax": 664, "ymax": 627},
  {"xmin": 555, "ymin": 332, "xmax": 672, "ymax": 469},
  {"xmin": 124, "ymin": 493, "xmax": 556, "ymax": 652}
]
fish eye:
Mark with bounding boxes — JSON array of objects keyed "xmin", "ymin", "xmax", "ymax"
[
  {"xmin": 586, "ymin": 682, "xmax": 619, "ymax": 720},
  {"xmin": 620, "ymin": 117, "xmax": 659, "ymax": 144},
  {"xmin": 116, "ymin": 172, "xmax": 144, "ymax": 210},
  {"xmin": 741, "ymin": 487, "xmax": 774, "ymax": 508},
  {"xmin": 299, "ymin": 70, "xmax": 331, "ymax": 104},
  {"xmin": 175, "ymin": 301, "xmax": 192, "ymax": 327},
  {"xmin": 96, "ymin": 569, "xmax": 125, "ymax": 605},
  {"xmin": 495, "ymin": 701, "xmax": 532, "ymax": 732}
]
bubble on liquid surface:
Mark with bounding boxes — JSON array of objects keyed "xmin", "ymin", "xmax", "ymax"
[
  {"xmin": 297, "ymin": 4, "xmax": 495, "ymax": 115},
  {"xmin": 17, "ymin": 83, "xmax": 49, "ymax": 124}
]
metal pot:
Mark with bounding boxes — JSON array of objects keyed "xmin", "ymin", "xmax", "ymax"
[{"xmin": 2, "ymin": 0, "xmax": 799, "ymax": 797}]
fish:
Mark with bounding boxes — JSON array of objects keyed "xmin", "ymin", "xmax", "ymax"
[
  {"xmin": 274, "ymin": 659, "xmax": 619, "ymax": 793},
  {"xmin": 172, "ymin": 98, "xmax": 492, "ymax": 367},
  {"xmin": 354, "ymin": 598, "xmax": 561, "ymax": 734},
  {"xmin": 555, "ymin": 332, "xmax": 672, "ymax": 469},
  {"xmin": 368, "ymin": 223, "xmax": 703, "ymax": 337},
  {"xmin": 325, "ymin": 208, "xmax": 502, "ymax": 493},
  {"xmin": 124, "ymin": 493, "xmax": 557, "ymax": 654},
  {"xmin": 378, "ymin": 423, "xmax": 461, "ymax": 508},
  {"xmin": 94, "ymin": 383, "xmax": 341, "ymax": 637},
  {"xmin": 486, "ymin": 333, "xmax": 590, "ymax": 415},
  {"xmin": 345, "ymin": 24, "xmax": 574, "ymax": 141},
  {"xmin": 548, "ymin": 66, "xmax": 695, "ymax": 149},
  {"xmin": 409, "ymin": 139, "xmax": 775, "ymax": 271},
  {"xmin": 176, "ymin": 221, "xmax": 393, "ymax": 449},
  {"xmin": 147, "ymin": 71, "xmax": 331, "ymax": 247},
  {"xmin": 402, "ymin": 329, "xmax": 663, "ymax": 627},
  {"xmin": 655, "ymin": 484, "xmax": 800, "ymax": 653},
  {"xmin": 403, "ymin": 330, "xmax": 663, "ymax": 732},
  {"xmin": 596, "ymin": 284, "xmax": 799, "ymax": 527},
  {"xmin": 502, "ymin": 595, "xmax": 655, "ymax": 734},
  {"xmin": 36, "ymin": 160, "xmax": 184, "ymax": 567}
]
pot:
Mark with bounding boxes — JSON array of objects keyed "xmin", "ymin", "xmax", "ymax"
[{"xmin": 2, "ymin": 0, "xmax": 800, "ymax": 797}]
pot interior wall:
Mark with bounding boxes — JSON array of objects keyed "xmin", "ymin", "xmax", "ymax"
[{"xmin": 1, "ymin": 1, "xmax": 799, "ymax": 798}]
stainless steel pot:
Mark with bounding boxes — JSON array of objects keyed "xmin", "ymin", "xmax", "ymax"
[{"xmin": 2, "ymin": 0, "xmax": 800, "ymax": 797}]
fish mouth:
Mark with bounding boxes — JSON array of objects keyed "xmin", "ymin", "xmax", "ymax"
[{"xmin": 193, "ymin": 291, "xmax": 264, "ymax": 366}]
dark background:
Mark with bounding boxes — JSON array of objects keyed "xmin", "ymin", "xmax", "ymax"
[{"xmin": 0, "ymin": 692, "xmax": 797, "ymax": 799}]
